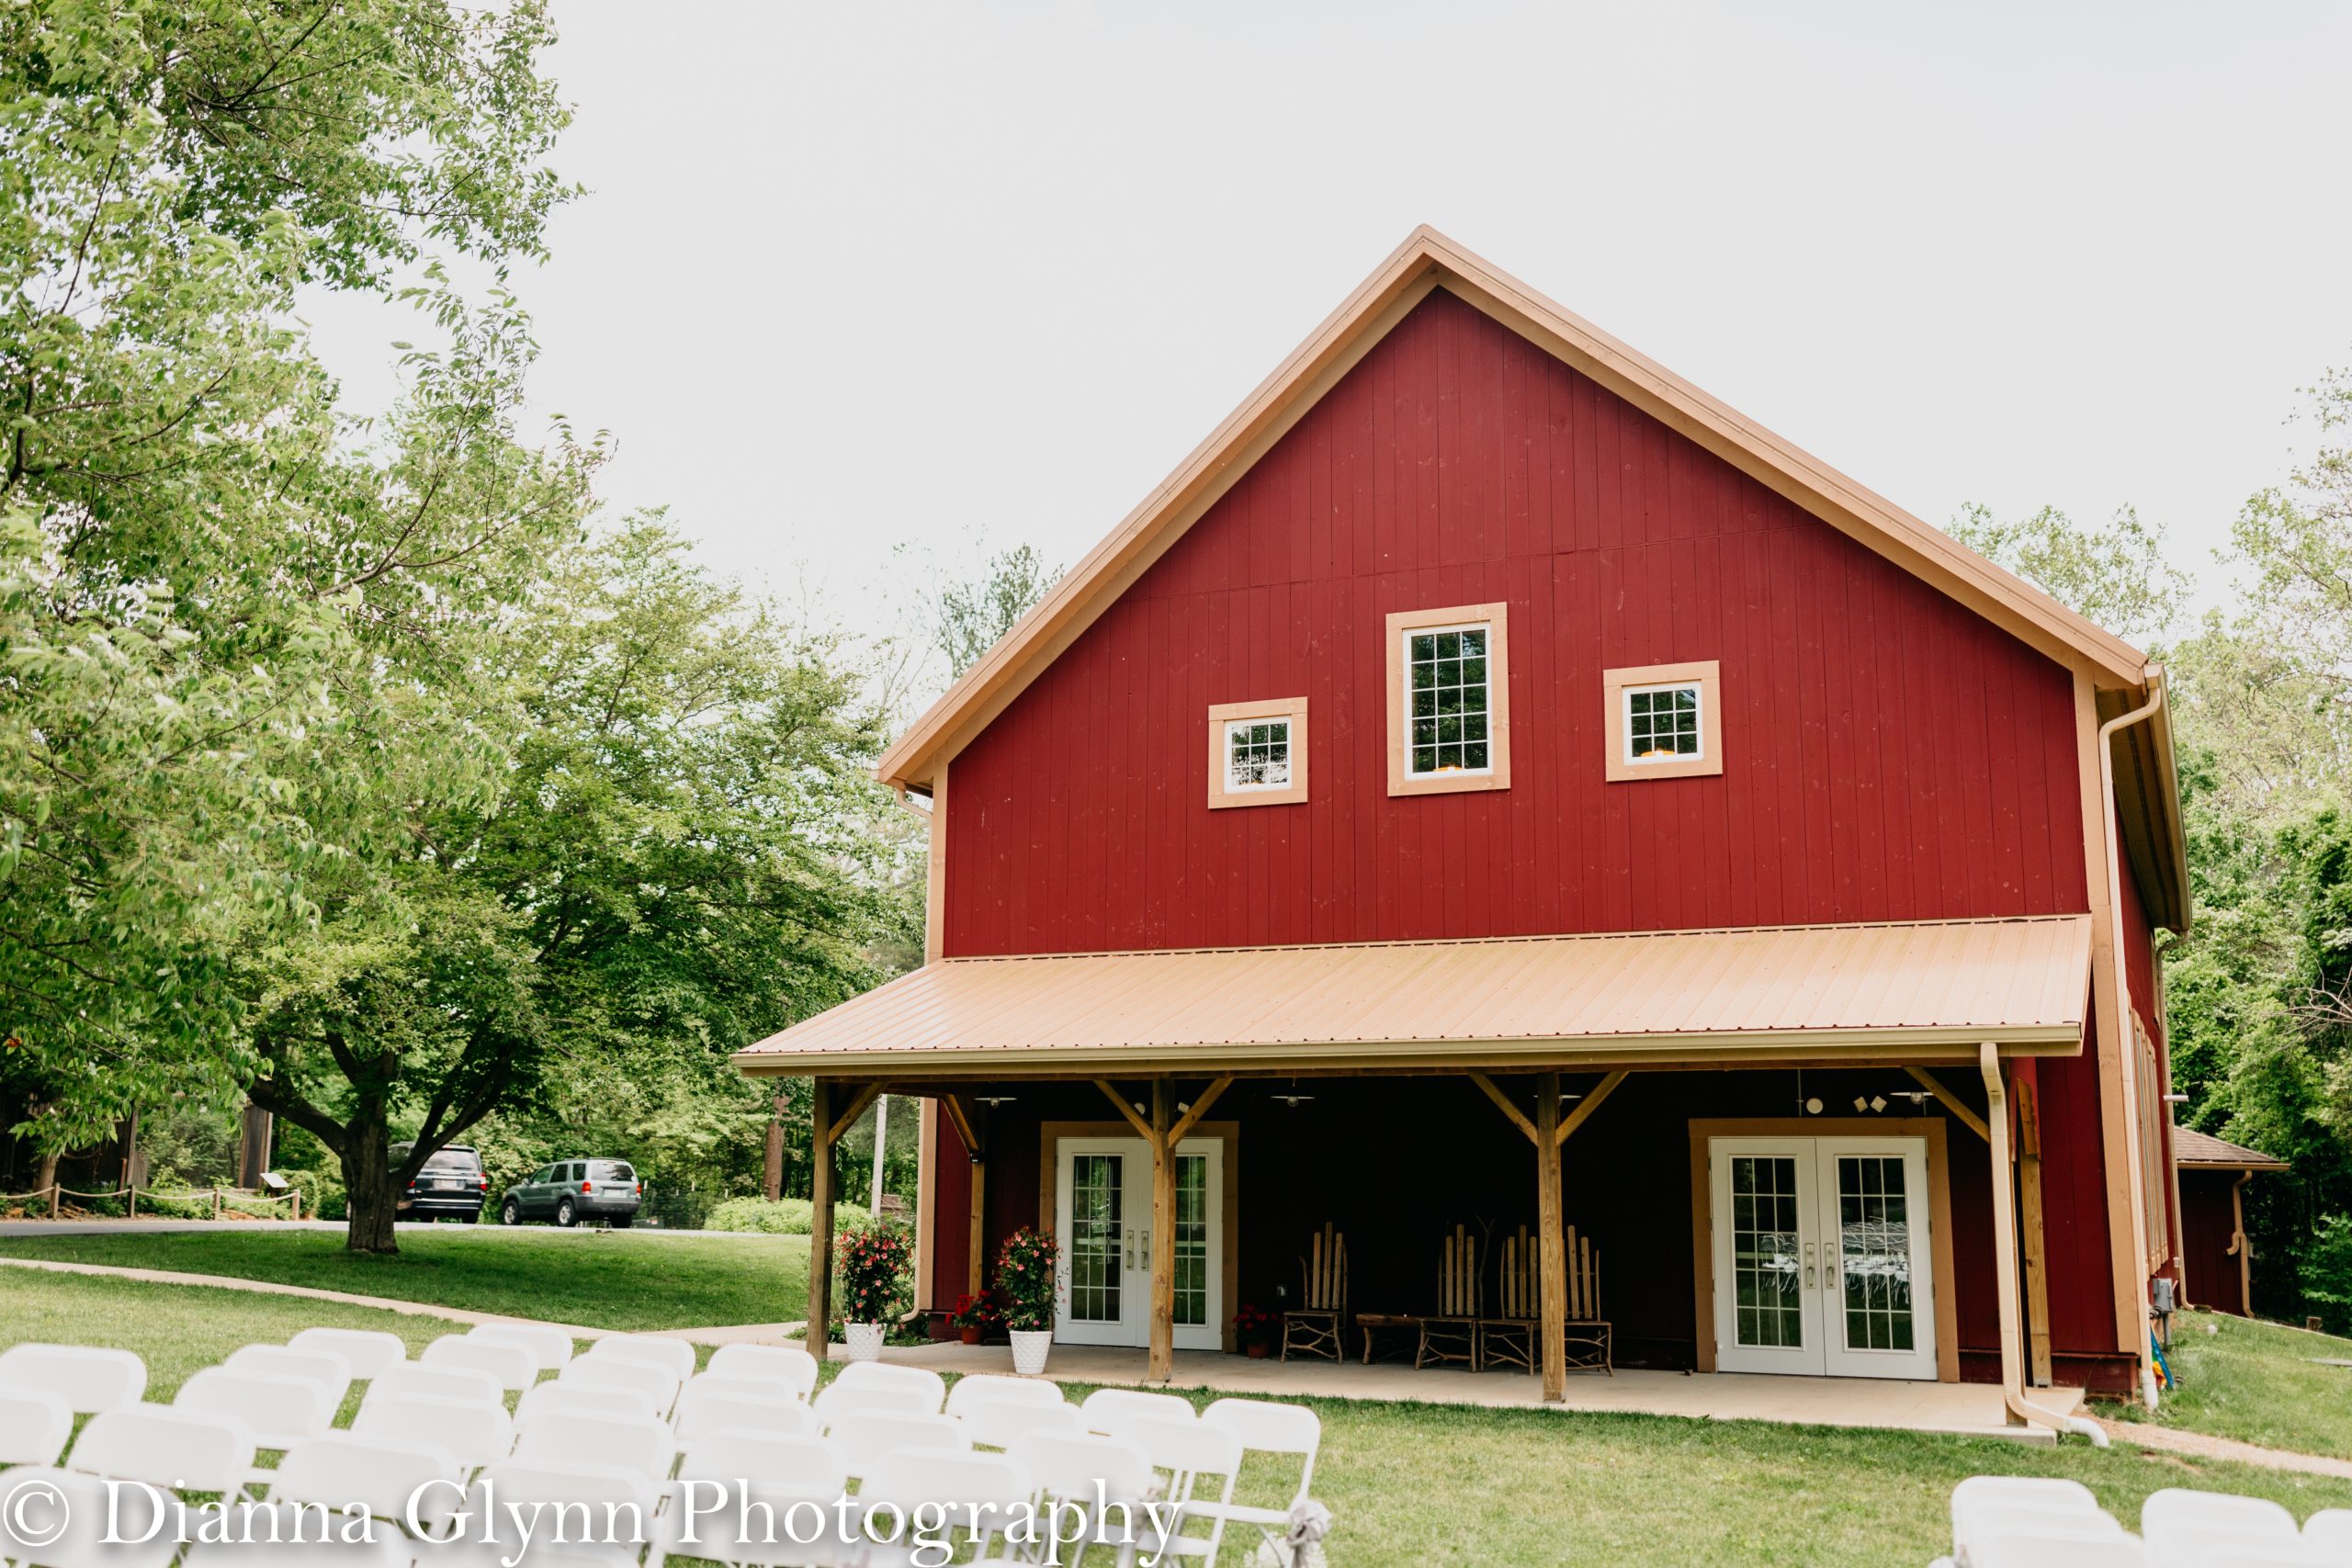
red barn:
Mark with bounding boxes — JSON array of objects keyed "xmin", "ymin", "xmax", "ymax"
[{"xmin": 739, "ymin": 229, "xmax": 2189, "ymax": 1418}]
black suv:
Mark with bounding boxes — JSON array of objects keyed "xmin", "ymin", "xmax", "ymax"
[
  {"xmin": 392, "ymin": 1142, "xmax": 488, "ymax": 1223},
  {"xmin": 499, "ymin": 1157, "xmax": 642, "ymax": 1228}
]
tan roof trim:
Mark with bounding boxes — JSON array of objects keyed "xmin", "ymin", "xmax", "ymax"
[{"xmin": 877, "ymin": 225, "xmax": 2151, "ymax": 793}]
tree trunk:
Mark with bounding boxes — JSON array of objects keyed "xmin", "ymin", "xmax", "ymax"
[
  {"xmin": 763, "ymin": 1093, "xmax": 786, "ymax": 1201},
  {"xmin": 34, "ymin": 1148, "xmax": 60, "ymax": 1216},
  {"xmin": 341, "ymin": 1113, "xmax": 399, "ymax": 1255}
]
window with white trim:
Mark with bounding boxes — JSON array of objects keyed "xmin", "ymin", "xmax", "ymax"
[
  {"xmin": 1602, "ymin": 660, "xmax": 1723, "ymax": 782},
  {"xmin": 1206, "ymin": 696, "xmax": 1308, "ymax": 808},
  {"xmin": 1385, "ymin": 603, "xmax": 1510, "ymax": 797},
  {"xmin": 1624, "ymin": 680, "xmax": 1703, "ymax": 764},
  {"xmin": 1226, "ymin": 716, "xmax": 1293, "ymax": 790}
]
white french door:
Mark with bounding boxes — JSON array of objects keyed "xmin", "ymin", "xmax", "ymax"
[
  {"xmin": 1053, "ymin": 1137, "xmax": 1223, "ymax": 1350},
  {"xmin": 1709, "ymin": 1135, "xmax": 1937, "ymax": 1380}
]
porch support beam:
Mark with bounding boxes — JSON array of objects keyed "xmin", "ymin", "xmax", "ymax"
[
  {"xmin": 1535, "ymin": 1070, "xmax": 1567, "ymax": 1403},
  {"xmin": 1904, "ymin": 1066, "xmax": 1989, "ymax": 1143},
  {"xmin": 807, "ymin": 1078, "xmax": 837, "ymax": 1348},
  {"xmin": 942, "ymin": 1095, "xmax": 987, "ymax": 1297},
  {"xmin": 1170, "ymin": 1077, "xmax": 1234, "ymax": 1145},
  {"xmin": 828, "ymin": 1082, "xmax": 887, "ymax": 1145},
  {"xmin": 2017, "ymin": 1075, "xmax": 2053, "ymax": 1386},
  {"xmin": 1978, "ymin": 1044, "xmax": 2028, "ymax": 1426},
  {"xmin": 1468, "ymin": 1071, "xmax": 1538, "ymax": 1144},
  {"xmin": 1148, "ymin": 1079, "xmax": 1176, "ymax": 1384},
  {"xmin": 1095, "ymin": 1080, "xmax": 1157, "ymax": 1143},
  {"xmin": 1555, "ymin": 1070, "xmax": 1628, "ymax": 1145}
]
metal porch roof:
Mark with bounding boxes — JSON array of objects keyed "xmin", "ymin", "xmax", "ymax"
[{"xmin": 733, "ymin": 915, "xmax": 2092, "ymax": 1078}]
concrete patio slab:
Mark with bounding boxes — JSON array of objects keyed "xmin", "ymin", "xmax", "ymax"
[{"xmin": 847, "ymin": 1340, "xmax": 2077, "ymax": 1442}]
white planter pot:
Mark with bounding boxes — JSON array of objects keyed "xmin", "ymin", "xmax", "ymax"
[
  {"xmin": 843, "ymin": 1322, "xmax": 886, "ymax": 1361},
  {"xmin": 1009, "ymin": 1328, "xmax": 1053, "ymax": 1376}
]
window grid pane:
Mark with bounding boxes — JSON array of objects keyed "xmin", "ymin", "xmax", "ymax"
[
  {"xmin": 1172, "ymin": 1154, "xmax": 1208, "ymax": 1327},
  {"xmin": 1730, "ymin": 1156, "xmax": 1804, "ymax": 1349},
  {"xmin": 1837, "ymin": 1155, "xmax": 1915, "ymax": 1352},
  {"xmin": 1627, "ymin": 683, "xmax": 1702, "ymax": 761},
  {"xmin": 1068, "ymin": 1155, "xmax": 1123, "ymax": 1325},
  {"xmin": 1226, "ymin": 717, "xmax": 1293, "ymax": 789},
  {"xmin": 1407, "ymin": 626, "xmax": 1491, "ymax": 775}
]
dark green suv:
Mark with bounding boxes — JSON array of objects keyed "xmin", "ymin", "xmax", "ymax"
[{"xmin": 499, "ymin": 1157, "xmax": 642, "ymax": 1228}]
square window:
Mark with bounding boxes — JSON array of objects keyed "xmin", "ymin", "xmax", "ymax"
[
  {"xmin": 1206, "ymin": 697, "xmax": 1308, "ymax": 808},
  {"xmin": 1602, "ymin": 661, "xmax": 1723, "ymax": 782}
]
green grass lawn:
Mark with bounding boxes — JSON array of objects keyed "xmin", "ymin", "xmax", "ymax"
[
  {"xmin": 9, "ymin": 1269, "xmax": 2352, "ymax": 1565},
  {"xmin": 0, "ymin": 1224, "xmax": 808, "ymax": 1331},
  {"xmin": 2151, "ymin": 1307, "xmax": 2352, "ymax": 1460}
]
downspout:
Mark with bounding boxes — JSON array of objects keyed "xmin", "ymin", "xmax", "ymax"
[
  {"xmin": 1982, "ymin": 1044, "xmax": 2112, "ymax": 1446},
  {"xmin": 2098, "ymin": 669, "xmax": 2167, "ymax": 1411}
]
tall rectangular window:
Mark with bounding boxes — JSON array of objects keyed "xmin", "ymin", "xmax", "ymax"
[{"xmin": 1385, "ymin": 603, "xmax": 1510, "ymax": 796}]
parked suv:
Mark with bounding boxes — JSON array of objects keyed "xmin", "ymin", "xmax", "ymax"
[
  {"xmin": 500, "ymin": 1157, "xmax": 642, "ymax": 1228},
  {"xmin": 392, "ymin": 1143, "xmax": 488, "ymax": 1223}
]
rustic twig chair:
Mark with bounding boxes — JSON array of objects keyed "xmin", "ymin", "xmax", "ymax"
[
  {"xmin": 1415, "ymin": 1224, "xmax": 1481, "ymax": 1370},
  {"xmin": 1282, "ymin": 1223, "xmax": 1346, "ymax": 1362},
  {"xmin": 1481, "ymin": 1223, "xmax": 1613, "ymax": 1375}
]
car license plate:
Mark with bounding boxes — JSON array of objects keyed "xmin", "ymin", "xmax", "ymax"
[{"xmin": 431, "ymin": 1179, "xmax": 459, "ymax": 1190}]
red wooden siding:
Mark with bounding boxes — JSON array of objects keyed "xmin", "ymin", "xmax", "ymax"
[{"xmin": 944, "ymin": 288, "xmax": 2089, "ymax": 956}]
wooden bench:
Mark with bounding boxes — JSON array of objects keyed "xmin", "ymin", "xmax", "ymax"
[{"xmin": 1482, "ymin": 1222, "xmax": 1611, "ymax": 1375}]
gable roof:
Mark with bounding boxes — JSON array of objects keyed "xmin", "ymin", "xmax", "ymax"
[
  {"xmin": 2175, "ymin": 1127, "xmax": 2289, "ymax": 1171},
  {"xmin": 879, "ymin": 225, "xmax": 2155, "ymax": 795}
]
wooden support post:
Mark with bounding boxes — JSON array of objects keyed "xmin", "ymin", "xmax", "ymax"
[
  {"xmin": 942, "ymin": 1095, "xmax": 988, "ymax": 1298},
  {"xmin": 1978, "ymin": 1044, "xmax": 2027, "ymax": 1425},
  {"xmin": 1148, "ymin": 1079, "xmax": 1176, "ymax": 1385},
  {"xmin": 1555, "ymin": 1070, "xmax": 1628, "ymax": 1145},
  {"xmin": 808, "ymin": 1079, "xmax": 836, "ymax": 1348},
  {"xmin": 2017, "ymin": 1075, "xmax": 2053, "ymax": 1387},
  {"xmin": 1535, "ymin": 1071, "xmax": 1567, "ymax": 1403},
  {"xmin": 1903, "ymin": 1066, "xmax": 1990, "ymax": 1144}
]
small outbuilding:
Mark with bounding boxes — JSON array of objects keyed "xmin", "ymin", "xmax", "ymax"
[{"xmin": 2175, "ymin": 1127, "xmax": 2288, "ymax": 1317}]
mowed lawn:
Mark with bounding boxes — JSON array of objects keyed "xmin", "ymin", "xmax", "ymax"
[
  {"xmin": 0, "ymin": 1224, "xmax": 807, "ymax": 1331},
  {"xmin": 2151, "ymin": 1308, "xmax": 2352, "ymax": 1461},
  {"xmin": 8, "ymin": 1270, "xmax": 2352, "ymax": 1566}
]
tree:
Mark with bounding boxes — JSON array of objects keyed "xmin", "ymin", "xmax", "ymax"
[
  {"xmin": 244, "ymin": 516, "xmax": 912, "ymax": 1250},
  {"xmin": 1945, "ymin": 502, "xmax": 2188, "ymax": 646},
  {"xmin": 933, "ymin": 544, "xmax": 1060, "ymax": 679},
  {"xmin": 0, "ymin": 0, "xmax": 584, "ymax": 1161}
]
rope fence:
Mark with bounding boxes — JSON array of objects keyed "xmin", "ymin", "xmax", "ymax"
[{"xmin": 0, "ymin": 1183, "xmax": 304, "ymax": 1222}]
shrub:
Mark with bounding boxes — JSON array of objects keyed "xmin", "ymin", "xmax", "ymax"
[
  {"xmin": 705, "ymin": 1196, "xmax": 873, "ymax": 1235},
  {"xmin": 994, "ymin": 1226, "xmax": 1061, "ymax": 1333},
  {"xmin": 282, "ymin": 1168, "xmax": 345, "ymax": 1222},
  {"xmin": 834, "ymin": 1221, "xmax": 913, "ymax": 1326},
  {"xmin": 2301, "ymin": 1212, "xmax": 2352, "ymax": 1334}
]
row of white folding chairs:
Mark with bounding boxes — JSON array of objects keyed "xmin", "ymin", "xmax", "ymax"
[{"xmin": 1939, "ymin": 1477, "xmax": 2352, "ymax": 1568}]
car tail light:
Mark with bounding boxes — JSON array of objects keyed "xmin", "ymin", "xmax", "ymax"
[
  {"xmin": 581, "ymin": 1180, "xmax": 593, "ymax": 1193},
  {"xmin": 635, "ymin": 1183, "xmax": 642, "ymax": 1196},
  {"xmin": 478, "ymin": 1176, "xmax": 489, "ymax": 1190}
]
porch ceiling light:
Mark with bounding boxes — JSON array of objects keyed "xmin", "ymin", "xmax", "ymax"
[{"xmin": 978, "ymin": 1096, "xmax": 1017, "ymax": 1108}]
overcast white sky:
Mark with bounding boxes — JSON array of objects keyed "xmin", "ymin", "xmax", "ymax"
[{"xmin": 305, "ymin": 1, "xmax": 2352, "ymax": 657}]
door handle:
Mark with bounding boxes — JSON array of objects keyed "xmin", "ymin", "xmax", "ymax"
[{"xmin": 1804, "ymin": 1242, "xmax": 1816, "ymax": 1291}]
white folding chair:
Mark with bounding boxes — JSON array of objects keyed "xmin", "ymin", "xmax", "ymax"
[
  {"xmin": 353, "ymin": 1391, "xmax": 514, "ymax": 1472},
  {"xmin": 224, "ymin": 1343, "xmax": 356, "ymax": 1409},
  {"xmin": 860, "ymin": 1450, "xmax": 1031, "ymax": 1562},
  {"xmin": 289, "ymin": 1327, "xmax": 409, "ymax": 1381},
  {"xmin": 421, "ymin": 1333, "xmax": 537, "ymax": 1393},
  {"xmin": 519, "ymin": 1377, "xmax": 660, "ymax": 1426},
  {"xmin": 269, "ymin": 1431, "xmax": 463, "ymax": 1526},
  {"xmin": 513, "ymin": 1410, "xmax": 677, "ymax": 1481},
  {"xmin": 561, "ymin": 1349, "xmax": 681, "ymax": 1416},
  {"xmin": 2141, "ymin": 1489, "xmax": 2298, "ymax": 1540},
  {"xmin": 1079, "ymin": 1387, "xmax": 1194, "ymax": 1438},
  {"xmin": 68, "ymin": 1404, "xmax": 255, "ymax": 1495},
  {"xmin": 467, "ymin": 1321, "xmax": 575, "ymax": 1374},
  {"xmin": 1201, "ymin": 1398, "xmax": 1320, "ymax": 1535},
  {"xmin": 0, "ymin": 1388, "xmax": 74, "ymax": 1465},
  {"xmin": 1951, "ymin": 1476, "xmax": 2120, "ymax": 1560},
  {"xmin": 1122, "ymin": 1416, "xmax": 1242, "ymax": 1563},
  {"xmin": 1970, "ymin": 1536, "xmax": 2152, "ymax": 1568},
  {"xmin": 677, "ymin": 1430, "xmax": 848, "ymax": 1498},
  {"xmin": 945, "ymin": 1373, "xmax": 1065, "ymax": 1420},
  {"xmin": 367, "ymin": 1360, "xmax": 503, "ymax": 1410},
  {"xmin": 2307, "ymin": 1511, "xmax": 2352, "ymax": 1551},
  {"xmin": 1008, "ymin": 1430, "xmax": 1157, "ymax": 1560},
  {"xmin": 673, "ymin": 1380, "xmax": 819, "ymax": 1445},
  {"xmin": 960, "ymin": 1397, "xmax": 1082, "ymax": 1451},
  {"xmin": 829, "ymin": 1411, "xmax": 967, "ymax": 1477},
  {"xmin": 175, "ymin": 1367, "xmax": 334, "ymax": 1450},
  {"xmin": 0, "ymin": 1466, "xmax": 177, "ymax": 1568},
  {"xmin": 659, "ymin": 1458, "xmax": 846, "ymax": 1568},
  {"xmin": 705, "ymin": 1343, "xmax": 820, "ymax": 1399},
  {"xmin": 831, "ymin": 1359, "xmax": 946, "ymax": 1413},
  {"xmin": 179, "ymin": 1503, "xmax": 417, "ymax": 1566},
  {"xmin": 2195, "ymin": 1546, "xmax": 2339, "ymax": 1568},
  {"xmin": 814, "ymin": 1377, "xmax": 936, "ymax": 1428},
  {"xmin": 583, "ymin": 1333, "xmax": 697, "ymax": 1383},
  {"xmin": 458, "ymin": 1460, "xmax": 659, "ymax": 1555},
  {"xmin": 0, "ymin": 1343, "xmax": 147, "ymax": 1414}
]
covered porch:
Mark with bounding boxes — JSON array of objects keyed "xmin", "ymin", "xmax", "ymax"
[{"xmin": 735, "ymin": 914, "xmax": 2112, "ymax": 1432}]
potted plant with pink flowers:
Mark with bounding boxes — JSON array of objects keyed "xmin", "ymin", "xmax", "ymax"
[
  {"xmin": 835, "ymin": 1221, "xmax": 911, "ymax": 1360},
  {"xmin": 995, "ymin": 1225, "xmax": 1062, "ymax": 1374}
]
